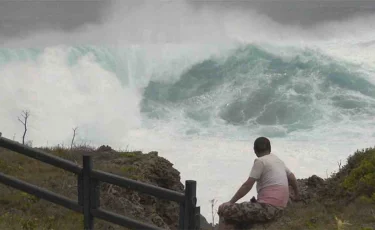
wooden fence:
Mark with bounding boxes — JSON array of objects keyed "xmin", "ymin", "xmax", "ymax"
[{"xmin": 0, "ymin": 134, "xmax": 200, "ymax": 230}]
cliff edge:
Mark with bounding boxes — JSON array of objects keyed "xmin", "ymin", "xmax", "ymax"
[
  {"xmin": 0, "ymin": 145, "xmax": 199, "ymax": 230},
  {"xmin": 207, "ymin": 148, "xmax": 375, "ymax": 230}
]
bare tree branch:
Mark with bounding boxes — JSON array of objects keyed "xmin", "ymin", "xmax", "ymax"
[
  {"xmin": 71, "ymin": 127, "xmax": 78, "ymax": 150},
  {"xmin": 210, "ymin": 198, "xmax": 218, "ymax": 229},
  {"xmin": 18, "ymin": 110, "xmax": 30, "ymax": 145}
]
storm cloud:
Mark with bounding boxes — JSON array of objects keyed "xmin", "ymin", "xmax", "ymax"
[
  {"xmin": 187, "ymin": 0, "xmax": 375, "ymax": 26},
  {"xmin": 1, "ymin": 0, "xmax": 374, "ymax": 45},
  {"xmin": 0, "ymin": 1, "xmax": 108, "ymax": 39}
]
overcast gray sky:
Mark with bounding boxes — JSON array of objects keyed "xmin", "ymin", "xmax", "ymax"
[
  {"xmin": 187, "ymin": 0, "xmax": 375, "ymax": 26},
  {"xmin": 0, "ymin": 1, "xmax": 108, "ymax": 39},
  {"xmin": 1, "ymin": 0, "xmax": 374, "ymax": 43}
]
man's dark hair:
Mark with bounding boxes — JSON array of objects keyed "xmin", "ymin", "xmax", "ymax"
[{"xmin": 254, "ymin": 137, "xmax": 271, "ymax": 154}]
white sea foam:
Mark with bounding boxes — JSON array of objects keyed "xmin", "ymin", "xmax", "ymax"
[{"xmin": 1, "ymin": 0, "xmax": 375, "ymax": 223}]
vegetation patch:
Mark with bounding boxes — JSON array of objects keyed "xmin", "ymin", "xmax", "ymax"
[
  {"xmin": 341, "ymin": 148, "xmax": 375, "ymax": 203},
  {"xmin": 0, "ymin": 145, "xmax": 181, "ymax": 230}
]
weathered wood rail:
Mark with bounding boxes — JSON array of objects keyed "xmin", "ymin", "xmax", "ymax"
[{"xmin": 0, "ymin": 134, "xmax": 200, "ymax": 230}]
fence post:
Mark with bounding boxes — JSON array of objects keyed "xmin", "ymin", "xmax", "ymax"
[
  {"xmin": 184, "ymin": 180, "xmax": 197, "ymax": 230},
  {"xmin": 90, "ymin": 177, "xmax": 100, "ymax": 210},
  {"xmin": 83, "ymin": 155, "xmax": 94, "ymax": 230},
  {"xmin": 195, "ymin": 206, "xmax": 200, "ymax": 230},
  {"xmin": 179, "ymin": 202, "xmax": 185, "ymax": 230}
]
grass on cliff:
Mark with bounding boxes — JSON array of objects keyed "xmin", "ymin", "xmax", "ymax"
[
  {"xmin": 1, "ymin": 144, "xmax": 375, "ymax": 230},
  {"xmin": 0, "ymin": 145, "xmax": 153, "ymax": 230}
]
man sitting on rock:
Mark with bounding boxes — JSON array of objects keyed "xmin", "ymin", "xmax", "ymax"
[{"xmin": 217, "ymin": 137, "xmax": 300, "ymax": 229}]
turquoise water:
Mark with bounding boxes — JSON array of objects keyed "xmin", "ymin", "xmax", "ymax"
[
  {"xmin": 2, "ymin": 43, "xmax": 375, "ymax": 222},
  {"xmin": 1, "ymin": 44, "xmax": 375, "ymax": 138}
]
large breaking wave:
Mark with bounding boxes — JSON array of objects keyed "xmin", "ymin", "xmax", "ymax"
[
  {"xmin": 2, "ymin": 42, "xmax": 375, "ymax": 221},
  {"xmin": 2, "ymin": 0, "xmax": 375, "ymax": 222},
  {"xmin": 142, "ymin": 44, "xmax": 375, "ymax": 137},
  {"xmin": 1, "ymin": 43, "xmax": 375, "ymax": 142}
]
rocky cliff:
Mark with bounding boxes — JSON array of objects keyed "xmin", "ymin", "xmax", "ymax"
[
  {"xmin": 0, "ymin": 145, "xmax": 203, "ymax": 230},
  {"xmin": 0, "ymin": 145, "xmax": 374, "ymax": 230}
]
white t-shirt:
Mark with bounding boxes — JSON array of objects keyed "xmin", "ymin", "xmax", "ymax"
[{"xmin": 249, "ymin": 153, "xmax": 291, "ymax": 207}]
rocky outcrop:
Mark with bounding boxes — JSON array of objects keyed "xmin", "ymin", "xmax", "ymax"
[
  {"xmin": 209, "ymin": 148, "xmax": 375, "ymax": 230},
  {"xmin": 251, "ymin": 175, "xmax": 327, "ymax": 229},
  {"xmin": 0, "ymin": 145, "xmax": 193, "ymax": 230},
  {"xmin": 213, "ymin": 175, "xmax": 332, "ymax": 230},
  {"xmin": 96, "ymin": 145, "xmax": 114, "ymax": 152},
  {"xmin": 94, "ymin": 150, "xmax": 184, "ymax": 230},
  {"xmin": 93, "ymin": 150, "xmax": 213, "ymax": 230},
  {"xmin": 2, "ymin": 143, "xmax": 373, "ymax": 230}
]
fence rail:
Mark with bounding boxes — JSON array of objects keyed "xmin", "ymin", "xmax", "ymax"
[
  {"xmin": 90, "ymin": 169, "xmax": 185, "ymax": 202},
  {"xmin": 0, "ymin": 135, "xmax": 200, "ymax": 230},
  {"xmin": 0, "ymin": 136, "xmax": 81, "ymax": 174},
  {"xmin": 0, "ymin": 172, "xmax": 82, "ymax": 213}
]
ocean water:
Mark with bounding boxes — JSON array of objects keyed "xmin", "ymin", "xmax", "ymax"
[
  {"xmin": 1, "ymin": 1, "xmax": 375, "ymax": 223},
  {"xmin": 2, "ymin": 42, "xmax": 375, "ymax": 222}
]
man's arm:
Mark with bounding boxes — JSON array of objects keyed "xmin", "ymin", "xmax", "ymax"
[
  {"xmin": 229, "ymin": 177, "xmax": 256, "ymax": 203},
  {"xmin": 287, "ymin": 172, "xmax": 300, "ymax": 199}
]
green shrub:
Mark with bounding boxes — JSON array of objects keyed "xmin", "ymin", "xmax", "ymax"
[
  {"xmin": 121, "ymin": 165, "xmax": 145, "ymax": 181},
  {"xmin": 20, "ymin": 217, "xmax": 38, "ymax": 230},
  {"xmin": 120, "ymin": 152, "xmax": 140, "ymax": 158},
  {"xmin": 0, "ymin": 159, "xmax": 11, "ymax": 173},
  {"xmin": 121, "ymin": 165, "xmax": 137, "ymax": 174},
  {"xmin": 342, "ymin": 149, "xmax": 375, "ymax": 203}
]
